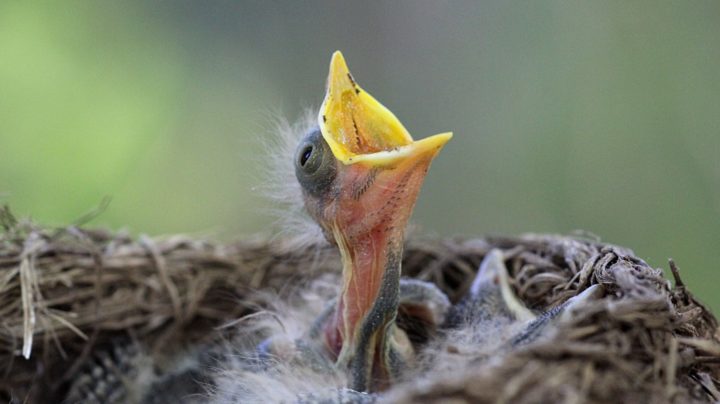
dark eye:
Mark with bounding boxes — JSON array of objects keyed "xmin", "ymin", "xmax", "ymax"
[
  {"xmin": 299, "ymin": 145, "xmax": 313, "ymax": 167},
  {"xmin": 294, "ymin": 127, "xmax": 336, "ymax": 197},
  {"xmin": 295, "ymin": 138, "xmax": 321, "ymax": 175}
]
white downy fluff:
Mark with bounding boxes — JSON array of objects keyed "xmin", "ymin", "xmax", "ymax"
[
  {"xmin": 207, "ymin": 279, "xmax": 532, "ymax": 403},
  {"xmin": 209, "ymin": 274, "xmax": 349, "ymax": 403},
  {"xmin": 254, "ymin": 109, "xmax": 327, "ymax": 251}
]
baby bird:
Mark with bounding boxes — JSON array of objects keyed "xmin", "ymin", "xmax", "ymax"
[
  {"xmin": 259, "ymin": 51, "xmax": 453, "ymax": 393},
  {"xmin": 428, "ymin": 249, "xmax": 602, "ymax": 368},
  {"xmin": 445, "ymin": 249, "xmax": 535, "ymax": 328}
]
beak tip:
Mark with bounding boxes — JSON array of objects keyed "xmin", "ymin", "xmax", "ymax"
[
  {"xmin": 431, "ymin": 132, "xmax": 454, "ymax": 152},
  {"xmin": 329, "ymin": 51, "xmax": 350, "ymax": 80}
]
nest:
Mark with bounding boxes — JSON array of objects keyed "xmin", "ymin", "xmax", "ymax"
[{"xmin": 0, "ymin": 207, "xmax": 718, "ymax": 403}]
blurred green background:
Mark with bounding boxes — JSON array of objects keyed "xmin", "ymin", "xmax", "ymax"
[{"xmin": 1, "ymin": 2, "xmax": 718, "ymax": 311}]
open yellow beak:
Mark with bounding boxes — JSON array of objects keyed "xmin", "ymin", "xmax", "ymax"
[{"xmin": 318, "ymin": 51, "xmax": 452, "ymax": 166}]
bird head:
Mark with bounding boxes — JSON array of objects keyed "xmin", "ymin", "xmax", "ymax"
[
  {"xmin": 293, "ymin": 51, "xmax": 451, "ymax": 390},
  {"xmin": 298, "ymin": 51, "xmax": 451, "ymax": 241}
]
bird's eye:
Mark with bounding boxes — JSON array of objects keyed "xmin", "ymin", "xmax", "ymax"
[
  {"xmin": 295, "ymin": 137, "xmax": 321, "ymax": 175},
  {"xmin": 299, "ymin": 145, "xmax": 313, "ymax": 167},
  {"xmin": 294, "ymin": 127, "xmax": 336, "ymax": 197}
]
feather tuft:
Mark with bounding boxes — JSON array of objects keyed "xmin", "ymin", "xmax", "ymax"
[
  {"xmin": 252, "ymin": 109, "xmax": 328, "ymax": 253},
  {"xmin": 208, "ymin": 274, "xmax": 347, "ymax": 403}
]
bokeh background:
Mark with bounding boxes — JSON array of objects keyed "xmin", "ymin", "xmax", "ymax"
[{"xmin": 1, "ymin": 2, "xmax": 718, "ymax": 311}]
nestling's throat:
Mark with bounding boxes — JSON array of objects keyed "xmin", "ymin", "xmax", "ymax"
[{"xmin": 325, "ymin": 224, "xmax": 403, "ymax": 356}]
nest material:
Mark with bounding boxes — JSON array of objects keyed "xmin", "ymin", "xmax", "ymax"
[{"xmin": 0, "ymin": 210, "xmax": 718, "ymax": 403}]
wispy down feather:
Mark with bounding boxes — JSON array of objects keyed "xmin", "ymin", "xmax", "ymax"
[
  {"xmin": 252, "ymin": 109, "xmax": 328, "ymax": 252},
  {"xmin": 209, "ymin": 274, "xmax": 348, "ymax": 403}
]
